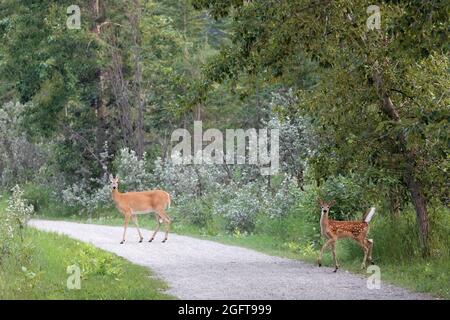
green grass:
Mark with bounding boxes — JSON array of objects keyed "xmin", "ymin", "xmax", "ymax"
[
  {"xmin": 38, "ymin": 205, "xmax": 449, "ymax": 300},
  {"xmin": 0, "ymin": 213, "xmax": 173, "ymax": 299}
]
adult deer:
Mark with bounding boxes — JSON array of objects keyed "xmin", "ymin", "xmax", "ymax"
[
  {"xmin": 317, "ymin": 199, "xmax": 376, "ymax": 272},
  {"xmin": 109, "ymin": 174, "xmax": 172, "ymax": 244}
]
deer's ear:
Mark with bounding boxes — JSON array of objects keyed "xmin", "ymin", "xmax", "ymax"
[
  {"xmin": 109, "ymin": 173, "xmax": 114, "ymax": 181},
  {"xmin": 329, "ymin": 199, "xmax": 336, "ymax": 206},
  {"xmin": 317, "ymin": 198, "xmax": 323, "ymax": 206}
]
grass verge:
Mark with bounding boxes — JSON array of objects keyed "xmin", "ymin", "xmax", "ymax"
[{"xmin": 0, "ymin": 200, "xmax": 173, "ymax": 299}]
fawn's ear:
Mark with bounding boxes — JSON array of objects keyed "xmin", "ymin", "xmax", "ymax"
[
  {"xmin": 109, "ymin": 173, "xmax": 114, "ymax": 182},
  {"xmin": 329, "ymin": 199, "xmax": 336, "ymax": 206},
  {"xmin": 317, "ymin": 198, "xmax": 323, "ymax": 207}
]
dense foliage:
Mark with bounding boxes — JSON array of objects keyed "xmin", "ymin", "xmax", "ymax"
[{"xmin": 0, "ymin": 0, "xmax": 448, "ymax": 265}]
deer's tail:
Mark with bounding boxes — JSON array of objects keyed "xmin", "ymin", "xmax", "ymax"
[{"xmin": 364, "ymin": 207, "xmax": 376, "ymax": 223}]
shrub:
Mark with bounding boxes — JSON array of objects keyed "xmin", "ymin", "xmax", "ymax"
[
  {"xmin": 263, "ymin": 176, "xmax": 302, "ymax": 219},
  {"xmin": 213, "ymin": 182, "xmax": 263, "ymax": 233},
  {"xmin": 6, "ymin": 185, "xmax": 34, "ymax": 235},
  {"xmin": 0, "ymin": 101, "xmax": 47, "ymax": 188},
  {"xmin": 61, "ymin": 182, "xmax": 111, "ymax": 214},
  {"xmin": 22, "ymin": 183, "xmax": 50, "ymax": 214},
  {"xmin": 0, "ymin": 185, "xmax": 34, "ymax": 262},
  {"xmin": 178, "ymin": 196, "xmax": 214, "ymax": 228},
  {"xmin": 297, "ymin": 174, "xmax": 374, "ymax": 221},
  {"xmin": 297, "ymin": 184, "xmax": 321, "ymax": 220},
  {"xmin": 152, "ymin": 154, "xmax": 228, "ymax": 202},
  {"xmin": 318, "ymin": 174, "xmax": 373, "ymax": 220},
  {"xmin": 114, "ymin": 148, "xmax": 152, "ymax": 191}
]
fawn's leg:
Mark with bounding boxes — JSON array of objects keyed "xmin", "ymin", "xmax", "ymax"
[
  {"xmin": 331, "ymin": 242, "xmax": 339, "ymax": 272},
  {"xmin": 318, "ymin": 238, "xmax": 334, "ymax": 267},
  {"xmin": 356, "ymin": 238, "xmax": 369, "ymax": 269},
  {"xmin": 366, "ymin": 239, "xmax": 374, "ymax": 264}
]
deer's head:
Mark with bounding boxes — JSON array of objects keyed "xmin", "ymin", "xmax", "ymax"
[
  {"xmin": 318, "ymin": 199, "xmax": 335, "ymax": 216},
  {"xmin": 109, "ymin": 174, "xmax": 119, "ymax": 190}
]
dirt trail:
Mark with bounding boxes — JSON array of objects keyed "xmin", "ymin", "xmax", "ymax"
[{"xmin": 29, "ymin": 219, "xmax": 433, "ymax": 300}]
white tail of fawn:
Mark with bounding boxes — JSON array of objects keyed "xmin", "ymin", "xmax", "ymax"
[{"xmin": 317, "ymin": 199, "xmax": 376, "ymax": 272}]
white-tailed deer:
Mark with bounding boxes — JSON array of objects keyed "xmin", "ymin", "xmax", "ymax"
[
  {"xmin": 317, "ymin": 199, "xmax": 376, "ymax": 272},
  {"xmin": 109, "ymin": 174, "xmax": 172, "ymax": 244}
]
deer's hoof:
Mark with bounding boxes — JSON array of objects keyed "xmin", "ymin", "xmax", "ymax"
[
  {"xmin": 120, "ymin": 240, "xmax": 125, "ymax": 244},
  {"xmin": 148, "ymin": 238, "xmax": 153, "ymax": 243},
  {"xmin": 318, "ymin": 262, "xmax": 321, "ymax": 267},
  {"xmin": 333, "ymin": 268, "xmax": 338, "ymax": 273},
  {"xmin": 139, "ymin": 238, "xmax": 143, "ymax": 243},
  {"xmin": 162, "ymin": 239, "xmax": 167, "ymax": 243}
]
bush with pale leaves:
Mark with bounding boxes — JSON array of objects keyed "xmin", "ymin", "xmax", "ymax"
[
  {"xmin": 1, "ymin": 185, "xmax": 34, "ymax": 261},
  {"xmin": 114, "ymin": 148, "xmax": 152, "ymax": 191}
]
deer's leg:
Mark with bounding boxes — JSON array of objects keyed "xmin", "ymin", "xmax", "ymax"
[
  {"xmin": 132, "ymin": 215, "xmax": 144, "ymax": 243},
  {"xmin": 121, "ymin": 214, "xmax": 131, "ymax": 244},
  {"xmin": 356, "ymin": 238, "xmax": 369, "ymax": 269},
  {"xmin": 149, "ymin": 214, "xmax": 160, "ymax": 242},
  {"xmin": 160, "ymin": 210, "xmax": 171, "ymax": 243},
  {"xmin": 362, "ymin": 247, "xmax": 369, "ymax": 269},
  {"xmin": 162, "ymin": 219, "xmax": 171, "ymax": 243},
  {"xmin": 318, "ymin": 239, "xmax": 334, "ymax": 267},
  {"xmin": 366, "ymin": 238, "xmax": 374, "ymax": 264},
  {"xmin": 154, "ymin": 208, "xmax": 171, "ymax": 243},
  {"xmin": 331, "ymin": 242, "xmax": 340, "ymax": 272}
]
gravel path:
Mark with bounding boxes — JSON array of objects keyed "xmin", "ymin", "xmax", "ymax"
[{"xmin": 29, "ymin": 219, "xmax": 433, "ymax": 300}]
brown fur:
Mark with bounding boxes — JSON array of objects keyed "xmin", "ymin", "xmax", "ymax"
[
  {"xmin": 110, "ymin": 175, "xmax": 171, "ymax": 243},
  {"xmin": 112, "ymin": 189, "xmax": 171, "ymax": 219},
  {"xmin": 318, "ymin": 200, "xmax": 374, "ymax": 272}
]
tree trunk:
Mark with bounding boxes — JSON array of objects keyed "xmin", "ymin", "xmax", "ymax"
[
  {"xmin": 109, "ymin": 37, "xmax": 134, "ymax": 148},
  {"xmin": 373, "ymin": 71, "xmax": 430, "ymax": 254},
  {"xmin": 2, "ymin": 137, "xmax": 17, "ymax": 181},
  {"xmin": 195, "ymin": 103, "xmax": 203, "ymax": 121},
  {"xmin": 404, "ymin": 163, "xmax": 429, "ymax": 254},
  {"xmin": 130, "ymin": 0, "xmax": 145, "ymax": 159},
  {"xmin": 296, "ymin": 170, "xmax": 305, "ymax": 191},
  {"xmin": 182, "ymin": 0, "xmax": 188, "ymax": 59},
  {"xmin": 389, "ymin": 186, "xmax": 402, "ymax": 219},
  {"xmin": 91, "ymin": 0, "xmax": 108, "ymax": 156}
]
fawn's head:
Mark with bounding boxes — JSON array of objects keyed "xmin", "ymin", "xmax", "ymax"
[
  {"xmin": 318, "ymin": 199, "xmax": 335, "ymax": 215},
  {"xmin": 109, "ymin": 174, "xmax": 119, "ymax": 190}
]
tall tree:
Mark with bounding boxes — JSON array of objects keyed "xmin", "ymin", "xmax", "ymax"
[
  {"xmin": 129, "ymin": 0, "xmax": 145, "ymax": 159},
  {"xmin": 90, "ymin": 0, "xmax": 108, "ymax": 156}
]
